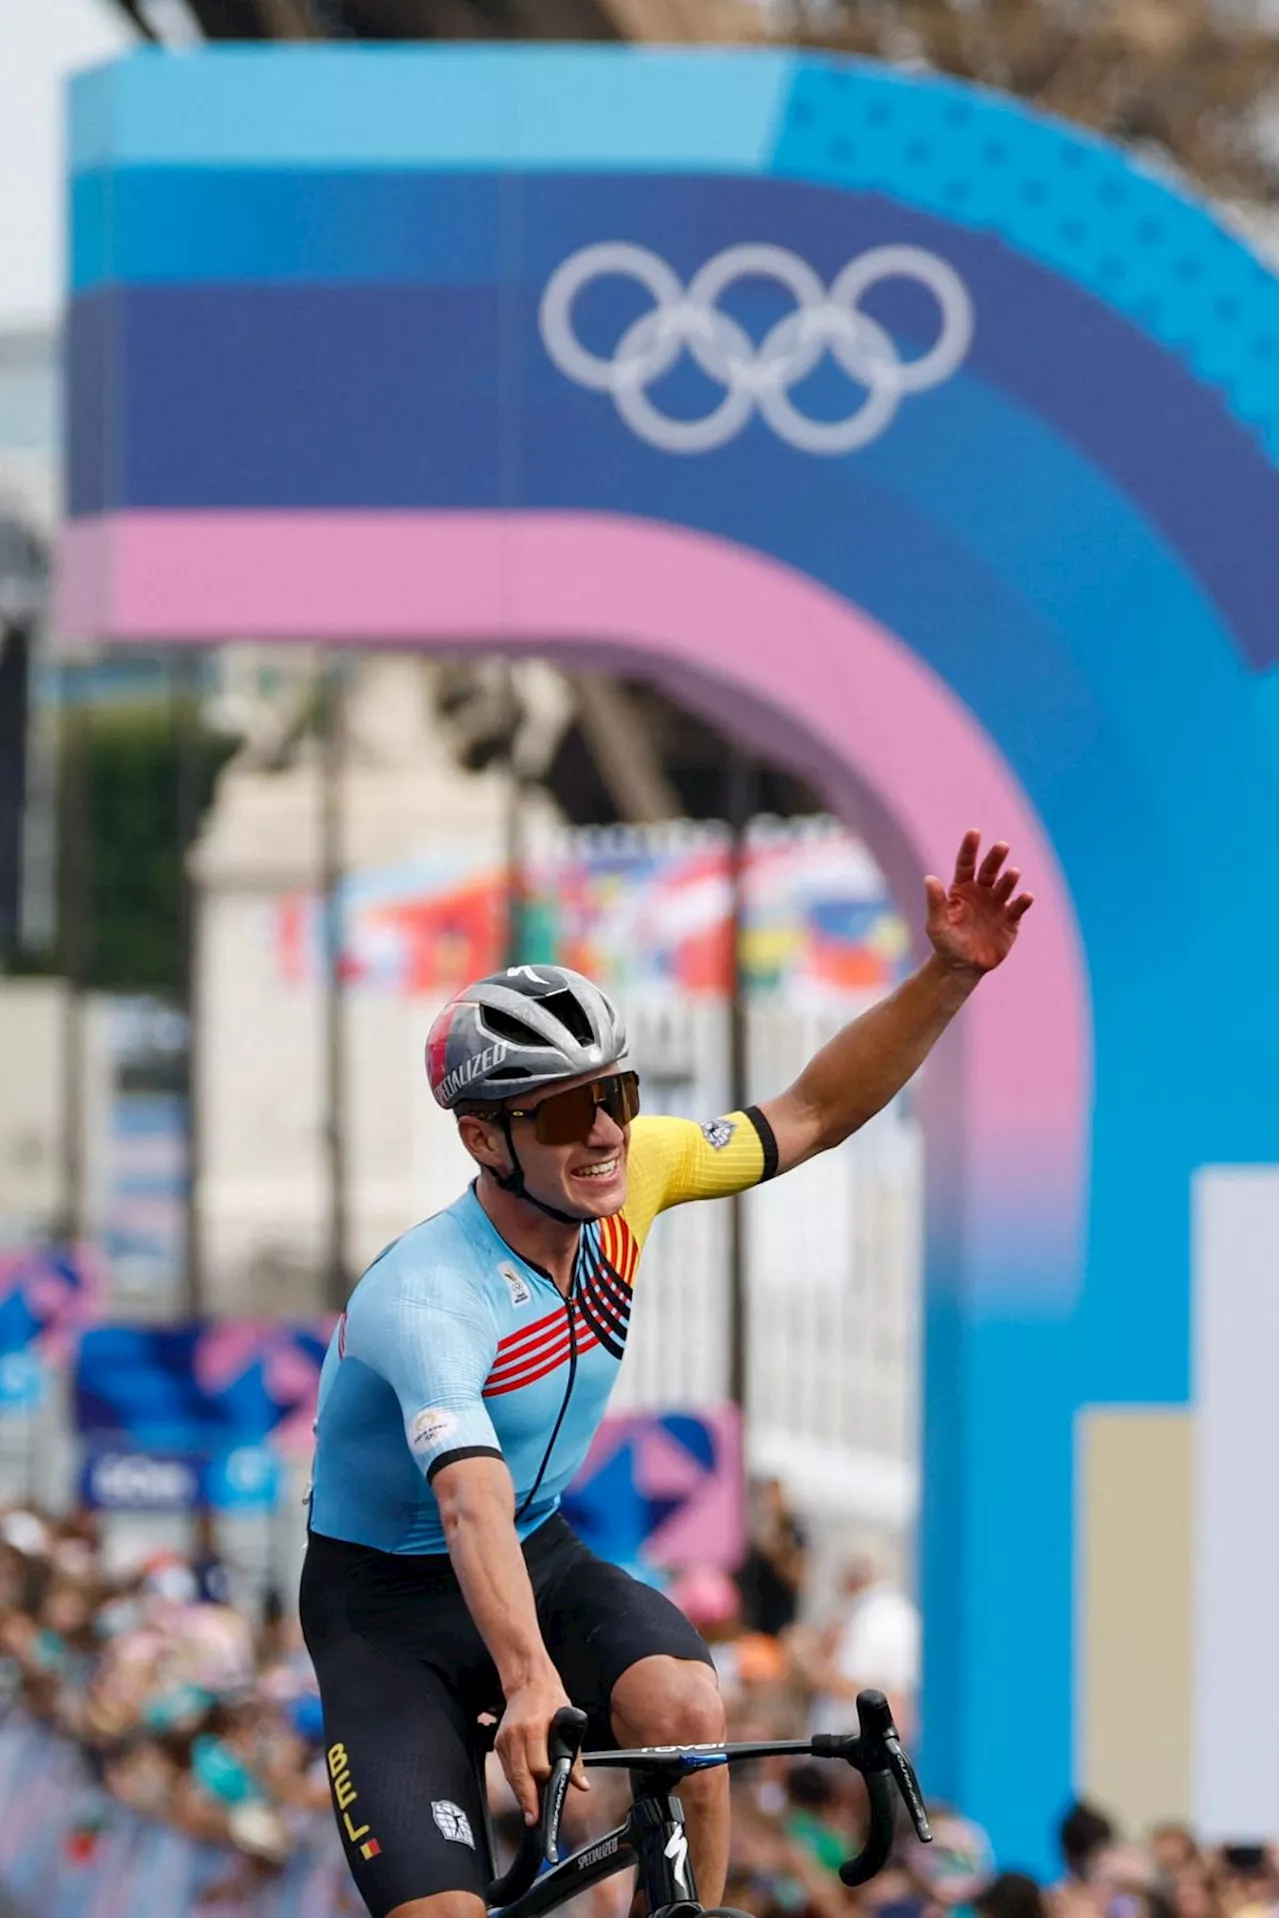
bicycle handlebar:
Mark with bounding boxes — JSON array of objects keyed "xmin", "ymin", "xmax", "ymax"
[
  {"xmin": 484, "ymin": 1691, "xmax": 930, "ymax": 1908},
  {"xmin": 485, "ymin": 1706, "xmax": 588, "ymax": 1909},
  {"xmin": 814, "ymin": 1689, "xmax": 933, "ymax": 1885}
]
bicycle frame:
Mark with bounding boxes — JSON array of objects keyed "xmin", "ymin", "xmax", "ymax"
[
  {"xmin": 485, "ymin": 1691, "xmax": 931, "ymax": 1918},
  {"xmin": 489, "ymin": 1779, "xmax": 698, "ymax": 1918}
]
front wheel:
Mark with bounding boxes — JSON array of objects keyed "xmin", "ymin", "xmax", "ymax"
[{"xmin": 648, "ymin": 1906, "xmax": 754, "ymax": 1918}]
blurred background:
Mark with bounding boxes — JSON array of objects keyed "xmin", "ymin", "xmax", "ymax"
[{"xmin": 0, "ymin": 3, "xmax": 1275, "ymax": 1916}]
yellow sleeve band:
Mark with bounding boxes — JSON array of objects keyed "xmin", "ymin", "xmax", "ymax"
[{"xmin": 621, "ymin": 1109, "xmax": 777, "ymax": 1251}]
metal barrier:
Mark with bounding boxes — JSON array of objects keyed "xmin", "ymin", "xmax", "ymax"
[{"xmin": 0, "ymin": 1716, "xmax": 355, "ymax": 1917}]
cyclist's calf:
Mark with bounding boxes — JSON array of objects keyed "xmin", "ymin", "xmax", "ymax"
[{"xmin": 386, "ymin": 1895, "xmax": 487, "ymax": 1918}]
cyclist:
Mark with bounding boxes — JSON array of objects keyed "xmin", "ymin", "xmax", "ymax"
[{"xmin": 301, "ymin": 831, "xmax": 1032, "ymax": 1918}]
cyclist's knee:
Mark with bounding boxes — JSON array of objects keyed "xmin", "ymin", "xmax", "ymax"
[
  {"xmin": 611, "ymin": 1654, "xmax": 726, "ymax": 1746},
  {"xmin": 386, "ymin": 1895, "xmax": 487, "ymax": 1918}
]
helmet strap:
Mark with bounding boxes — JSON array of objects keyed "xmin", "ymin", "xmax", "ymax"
[{"xmin": 493, "ymin": 1114, "xmax": 594, "ymax": 1229}]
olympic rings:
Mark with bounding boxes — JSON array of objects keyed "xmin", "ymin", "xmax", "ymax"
[{"xmin": 538, "ymin": 241, "xmax": 975, "ymax": 456}]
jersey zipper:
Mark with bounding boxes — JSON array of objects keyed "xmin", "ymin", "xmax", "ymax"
[{"xmin": 514, "ymin": 1261, "xmax": 581, "ymax": 1524}]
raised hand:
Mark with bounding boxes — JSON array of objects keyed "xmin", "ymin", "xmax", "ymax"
[{"xmin": 924, "ymin": 830, "xmax": 1034, "ymax": 976}]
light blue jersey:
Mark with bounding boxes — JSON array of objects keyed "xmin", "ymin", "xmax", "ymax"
[{"xmin": 309, "ymin": 1112, "xmax": 775, "ymax": 1554}]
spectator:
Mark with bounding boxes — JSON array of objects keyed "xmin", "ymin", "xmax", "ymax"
[
  {"xmin": 1090, "ymin": 1843, "xmax": 1163, "ymax": 1897},
  {"xmin": 1215, "ymin": 1844, "xmax": 1278, "ymax": 1918},
  {"xmin": 738, "ymin": 1478, "xmax": 809, "ymax": 1637},
  {"xmin": 1151, "ymin": 1828, "xmax": 1201, "ymax": 1880},
  {"xmin": 978, "ymin": 1872, "xmax": 1050, "ymax": 1918},
  {"xmin": 808, "ymin": 1554, "xmax": 920, "ymax": 1740},
  {"xmin": 1170, "ymin": 1866, "xmax": 1222, "ymax": 1918},
  {"xmin": 1059, "ymin": 1802, "xmax": 1118, "ymax": 1885},
  {"xmin": 904, "ymin": 1809, "xmax": 997, "ymax": 1911},
  {"xmin": 782, "ymin": 1761, "xmax": 850, "ymax": 1878}
]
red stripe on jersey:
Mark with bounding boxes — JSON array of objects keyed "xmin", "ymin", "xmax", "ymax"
[
  {"xmin": 494, "ymin": 1305, "xmax": 563, "ymax": 1359},
  {"xmin": 484, "ymin": 1326, "xmax": 600, "ymax": 1396},
  {"xmin": 580, "ymin": 1275, "xmax": 629, "ymax": 1337},
  {"xmin": 486, "ymin": 1336, "xmax": 571, "ymax": 1389},
  {"xmin": 588, "ymin": 1253, "xmax": 631, "ymax": 1311},
  {"xmin": 607, "ymin": 1217, "xmax": 635, "ymax": 1284},
  {"xmin": 487, "ymin": 1307, "xmax": 579, "ymax": 1373}
]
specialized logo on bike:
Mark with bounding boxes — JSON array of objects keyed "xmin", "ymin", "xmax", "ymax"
[
  {"xmin": 539, "ymin": 241, "xmax": 974, "ymax": 456},
  {"xmin": 433, "ymin": 1800, "xmax": 477, "ymax": 1848},
  {"xmin": 580, "ymin": 1835, "xmax": 621, "ymax": 1868}
]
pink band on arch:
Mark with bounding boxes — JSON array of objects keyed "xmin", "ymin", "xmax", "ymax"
[{"xmin": 59, "ymin": 507, "xmax": 1091, "ymax": 1306}]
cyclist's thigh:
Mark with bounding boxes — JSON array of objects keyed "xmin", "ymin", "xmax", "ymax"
[
  {"xmin": 533, "ymin": 1519, "xmax": 715, "ymax": 1738},
  {"xmin": 301, "ymin": 1550, "xmax": 491, "ymax": 1918}
]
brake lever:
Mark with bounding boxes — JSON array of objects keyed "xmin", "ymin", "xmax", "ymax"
[
  {"xmin": 538, "ymin": 1706, "xmax": 588, "ymax": 1865},
  {"xmin": 834, "ymin": 1690, "xmax": 931, "ymax": 1887},
  {"xmin": 884, "ymin": 1730, "xmax": 931, "ymax": 1843}
]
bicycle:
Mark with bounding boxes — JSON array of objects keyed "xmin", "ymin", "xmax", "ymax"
[{"xmin": 480, "ymin": 1689, "xmax": 932, "ymax": 1918}]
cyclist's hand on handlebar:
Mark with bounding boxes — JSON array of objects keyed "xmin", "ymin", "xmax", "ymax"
[{"xmin": 497, "ymin": 1672, "xmax": 589, "ymax": 1826}]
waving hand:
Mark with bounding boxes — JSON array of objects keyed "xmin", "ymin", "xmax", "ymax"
[{"xmin": 925, "ymin": 830, "xmax": 1034, "ymax": 976}]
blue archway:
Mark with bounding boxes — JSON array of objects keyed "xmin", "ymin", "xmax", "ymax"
[{"xmin": 59, "ymin": 46, "xmax": 1277, "ymax": 1865}]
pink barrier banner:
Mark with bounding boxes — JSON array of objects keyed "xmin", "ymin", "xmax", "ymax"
[
  {"xmin": 562, "ymin": 1405, "xmax": 744, "ymax": 1573},
  {"xmin": 0, "ymin": 1244, "xmax": 103, "ymax": 1360}
]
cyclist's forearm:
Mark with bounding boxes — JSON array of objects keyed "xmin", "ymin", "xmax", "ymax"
[
  {"xmin": 763, "ymin": 953, "xmax": 976, "ymax": 1165},
  {"xmin": 439, "ymin": 1469, "xmax": 556, "ymax": 1693}
]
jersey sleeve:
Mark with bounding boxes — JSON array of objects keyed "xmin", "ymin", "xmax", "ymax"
[
  {"xmin": 623, "ymin": 1106, "xmax": 779, "ymax": 1246},
  {"xmin": 345, "ymin": 1274, "xmax": 504, "ymax": 1485}
]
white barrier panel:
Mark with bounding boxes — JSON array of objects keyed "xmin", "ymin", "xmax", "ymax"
[
  {"xmin": 1192, "ymin": 1166, "xmax": 1280, "ymax": 1840},
  {"xmin": 0, "ymin": 1717, "xmax": 351, "ymax": 1918}
]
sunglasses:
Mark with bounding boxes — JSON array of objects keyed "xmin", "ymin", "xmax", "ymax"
[{"xmin": 494, "ymin": 1070, "xmax": 641, "ymax": 1146}]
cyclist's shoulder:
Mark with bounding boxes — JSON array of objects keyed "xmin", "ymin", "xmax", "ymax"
[
  {"xmin": 348, "ymin": 1190, "xmax": 496, "ymax": 1316},
  {"xmin": 627, "ymin": 1112, "xmax": 699, "ymax": 1159}
]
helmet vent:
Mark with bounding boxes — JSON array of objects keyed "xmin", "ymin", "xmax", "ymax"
[
  {"xmin": 479, "ymin": 1007, "xmax": 552, "ymax": 1047},
  {"xmin": 540, "ymin": 989, "xmax": 596, "ymax": 1045}
]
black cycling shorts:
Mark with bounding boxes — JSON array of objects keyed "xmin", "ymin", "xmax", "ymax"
[{"xmin": 299, "ymin": 1515, "xmax": 714, "ymax": 1918}]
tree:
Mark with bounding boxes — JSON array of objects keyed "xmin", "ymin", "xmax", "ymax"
[
  {"xmin": 57, "ymin": 700, "xmax": 237, "ymax": 1001},
  {"xmin": 779, "ymin": 0, "xmax": 1276, "ymax": 212}
]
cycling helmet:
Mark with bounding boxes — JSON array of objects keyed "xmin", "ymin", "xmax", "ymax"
[
  {"xmin": 426, "ymin": 964, "xmax": 626, "ymax": 1111},
  {"xmin": 426, "ymin": 965, "xmax": 629, "ymax": 1225}
]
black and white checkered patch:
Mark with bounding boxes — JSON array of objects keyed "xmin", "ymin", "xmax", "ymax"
[{"xmin": 432, "ymin": 1800, "xmax": 475, "ymax": 1848}]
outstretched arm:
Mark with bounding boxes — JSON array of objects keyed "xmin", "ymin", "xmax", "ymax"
[{"xmin": 758, "ymin": 831, "xmax": 1032, "ymax": 1174}]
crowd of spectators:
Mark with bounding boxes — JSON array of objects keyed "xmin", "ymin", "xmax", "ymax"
[
  {"xmin": 0, "ymin": 1492, "xmax": 1275, "ymax": 1918},
  {"xmin": 0, "ymin": 1501, "xmax": 345, "ymax": 1909}
]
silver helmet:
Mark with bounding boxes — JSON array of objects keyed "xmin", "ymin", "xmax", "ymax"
[{"xmin": 425, "ymin": 964, "xmax": 627, "ymax": 1111}]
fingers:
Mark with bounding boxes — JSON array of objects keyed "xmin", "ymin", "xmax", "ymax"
[
  {"xmin": 923, "ymin": 874, "xmax": 948, "ymax": 915},
  {"xmin": 953, "ymin": 830, "xmax": 981, "ymax": 884},
  {"xmin": 992, "ymin": 867, "xmax": 1021, "ymax": 905},
  {"xmin": 1009, "ymin": 892, "xmax": 1034, "ymax": 921},
  {"xmin": 571, "ymin": 1755, "xmax": 590, "ymax": 1794},
  {"xmin": 977, "ymin": 840, "xmax": 1009, "ymax": 886},
  {"xmin": 503, "ymin": 1748, "xmax": 539, "ymax": 1826},
  {"xmin": 497, "ymin": 1727, "xmax": 546, "ymax": 1826}
]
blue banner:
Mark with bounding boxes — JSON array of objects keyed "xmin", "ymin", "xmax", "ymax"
[
  {"xmin": 78, "ymin": 1441, "xmax": 282, "ymax": 1513},
  {"xmin": 74, "ymin": 1320, "xmax": 331, "ymax": 1455}
]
